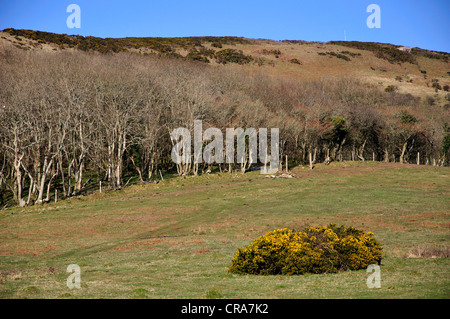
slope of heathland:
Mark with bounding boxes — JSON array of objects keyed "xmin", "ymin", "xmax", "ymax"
[
  {"xmin": 0, "ymin": 28, "xmax": 449, "ymax": 209},
  {"xmin": 1, "ymin": 28, "xmax": 449, "ymax": 100}
]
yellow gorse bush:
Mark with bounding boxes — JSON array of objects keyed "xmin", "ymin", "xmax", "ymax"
[{"xmin": 228, "ymin": 224, "xmax": 382, "ymax": 275}]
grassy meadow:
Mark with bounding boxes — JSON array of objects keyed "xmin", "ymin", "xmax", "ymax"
[{"xmin": 0, "ymin": 162, "xmax": 449, "ymax": 299}]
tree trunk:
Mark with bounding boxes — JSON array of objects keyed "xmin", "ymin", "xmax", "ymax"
[
  {"xmin": 358, "ymin": 139, "xmax": 367, "ymax": 161},
  {"xmin": 313, "ymin": 147, "xmax": 317, "ymax": 164},
  {"xmin": 36, "ymin": 157, "xmax": 53, "ymax": 205},
  {"xmin": 45, "ymin": 167, "xmax": 58, "ymax": 202},
  {"xmin": 14, "ymin": 155, "xmax": 25, "ymax": 207},
  {"xmin": 400, "ymin": 141, "xmax": 408, "ymax": 164},
  {"xmin": 75, "ymin": 159, "xmax": 83, "ymax": 192},
  {"xmin": 24, "ymin": 168, "xmax": 34, "ymax": 206},
  {"xmin": 131, "ymin": 157, "xmax": 144, "ymax": 184}
]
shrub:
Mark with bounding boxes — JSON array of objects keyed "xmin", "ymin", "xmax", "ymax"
[
  {"xmin": 197, "ymin": 47, "xmax": 216, "ymax": 58},
  {"xmin": 425, "ymin": 95, "xmax": 435, "ymax": 106},
  {"xmin": 211, "ymin": 42, "xmax": 222, "ymax": 48},
  {"xmin": 318, "ymin": 51, "xmax": 351, "ymax": 61},
  {"xmin": 290, "ymin": 58, "xmax": 302, "ymax": 65},
  {"xmin": 215, "ymin": 49, "xmax": 253, "ymax": 65},
  {"xmin": 160, "ymin": 51, "xmax": 184, "ymax": 60},
  {"xmin": 385, "ymin": 85, "xmax": 398, "ymax": 92},
  {"xmin": 341, "ymin": 50, "xmax": 361, "ymax": 57},
  {"xmin": 398, "ymin": 110, "xmax": 417, "ymax": 124},
  {"xmin": 186, "ymin": 52, "xmax": 210, "ymax": 63},
  {"xmin": 328, "ymin": 41, "xmax": 416, "ymax": 64},
  {"xmin": 385, "ymin": 92, "xmax": 419, "ymax": 106},
  {"xmin": 253, "ymin": 57, "xmax": 267, "ymax": 66},
  {"xmin": 185, "ymin": 48, "xmax": 211, "ymax": 63},
  {"xmin": 411, "ymin": 47, "xmax": 450, "ymax": 62},
  {"xmin": 228, "ymin": 224, "xmax": 382, "ymax": 275},
  {"xmin": 261, "ymin": 49, "xmax": 281, "ymax": 57},
  {"xmin": 432, "ymin": 82, "xmax": 442, "ymax": 90}
]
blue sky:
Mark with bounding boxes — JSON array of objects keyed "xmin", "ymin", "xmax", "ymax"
[{"xmin": 0, "ymin": 1, "xmax": 449, "ymax": 52}]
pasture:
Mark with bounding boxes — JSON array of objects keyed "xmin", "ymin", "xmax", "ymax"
[{"xmin": 0, "ymin": 162, "xmax": 448, "ymax": 298}]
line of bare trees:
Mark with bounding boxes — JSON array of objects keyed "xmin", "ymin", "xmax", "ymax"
[{"xmin": 0, "ymin": 42, "xmax": 448, "ymax": 207}]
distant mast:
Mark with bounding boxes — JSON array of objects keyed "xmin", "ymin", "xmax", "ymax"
[{"xmin": 344, "ymin": 30, "xmax": 346, "ymax": 41}]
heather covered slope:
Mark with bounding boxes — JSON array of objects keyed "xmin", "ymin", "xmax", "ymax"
[{"xmin": 1, "ymin": 28, "xmax": 449, "ymax": 102}]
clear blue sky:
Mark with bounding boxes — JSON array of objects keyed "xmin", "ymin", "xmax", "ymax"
[{"xmin": 1, "ymin": 0, "xmax": 449, "ymax": 52}]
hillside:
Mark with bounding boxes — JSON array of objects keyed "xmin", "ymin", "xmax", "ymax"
[
  {"xmin": 2, "ymin": 28, "xmax": 449, "ymax": 101},
  {"xmin": 0, "ymin": 29, "xmax": 449, "ymax": 301},
  {"xmin": 0, "ymin": 28, "xmax": 449, "ymax": 209}
]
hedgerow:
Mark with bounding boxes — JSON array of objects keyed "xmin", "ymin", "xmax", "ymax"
[{"xmin": 228, "ymin": 224, "xmax": 382, "ymax": 275}]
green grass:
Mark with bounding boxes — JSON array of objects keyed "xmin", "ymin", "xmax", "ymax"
[{"xmin": 0, "ymin": 162, "xmax": 449, "ymax": 298}]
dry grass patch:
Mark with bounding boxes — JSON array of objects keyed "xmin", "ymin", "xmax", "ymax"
[{"xmin": 407, "ymin": 246, "xmax": 450, "ymax": 258}]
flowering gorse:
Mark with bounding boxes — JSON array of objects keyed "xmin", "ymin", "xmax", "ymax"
[{"xmin": 228, "ymin": 224, "xmax": 382, "ymax": 275}]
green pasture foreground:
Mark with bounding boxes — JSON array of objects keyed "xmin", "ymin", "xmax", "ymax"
[{"xmin": 0, "ymin": 162, "xmax": 448, "ymax": 298}]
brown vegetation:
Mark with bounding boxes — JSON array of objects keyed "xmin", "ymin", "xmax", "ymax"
[{"xmin": 0, "ymin": 32, "xmax": 449, "ymax": 208}]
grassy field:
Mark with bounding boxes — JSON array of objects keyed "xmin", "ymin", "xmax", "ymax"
[{"xmin": 0, "ymin": 162, "xmax": 448, "ymax": 299}]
